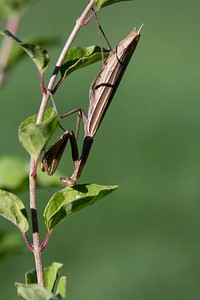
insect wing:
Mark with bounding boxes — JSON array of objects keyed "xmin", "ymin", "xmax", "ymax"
[
  {"xmin": 87, "ymin": 27, "xmax": 141, "ymax": 137},
  {"xmin": 41, "ymin": 132, "xmax": 69, "ymax": 175}
]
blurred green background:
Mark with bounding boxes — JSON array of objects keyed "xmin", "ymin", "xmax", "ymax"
[{"xmin": 1, "ymin": 0, "xmax": 200, "ymax": 299}]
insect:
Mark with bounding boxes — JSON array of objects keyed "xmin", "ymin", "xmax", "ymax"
[{"xmin": 41, "ymin": 26, "xmax": 142, "ymax": 186}]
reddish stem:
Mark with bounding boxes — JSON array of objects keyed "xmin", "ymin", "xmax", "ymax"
[
  {"xmin": 40, "ymin": 230, "xmax": 53, "ymax": 251},
  {"xmin": 19, "ymin": 229, "xmax": 34, "ymax": 252}
]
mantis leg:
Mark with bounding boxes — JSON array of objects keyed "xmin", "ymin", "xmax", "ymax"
[
  {"xmin": 60, "ymin": 135, "xmax": 94, "ymax": 186},
  {"xmin": 41, "ymin": 129, "xmax": 79, "ymax": 176},
  {"xmin": 60, "ymin": 108, "xmax": 87, "ymax": 140}
]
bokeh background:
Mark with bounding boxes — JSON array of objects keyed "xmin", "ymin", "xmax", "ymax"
[{"xmin": 1, "ymin": 0, "xmax": 200, "ymax": 299}]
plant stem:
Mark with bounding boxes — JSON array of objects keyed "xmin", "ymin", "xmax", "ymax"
[
  {"xmin": 28, "ymin": 0, "xmax": 96, "ymax": 286},
  {"xmin": 37, "ymin": 0, "xmax": 96, "ymax": 123},
  {"xmin": 48, "ymin": 0, "xmax": 96, "ymax": 94},
  {"xmin": 29, "ymin": 158, "xmax": 45, "ymax": 286}
]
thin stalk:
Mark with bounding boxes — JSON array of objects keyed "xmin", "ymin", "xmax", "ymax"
[
  {"xmin": 48, "ymin": 0, "xmax": 96, "ymax": 94},
  {"xmin": 28, "ymin": 0, "xmax": 97, "ymax": 286},
  {"xmin": 29, "ymin": 158, "xmax": 44, "ymax": 286},
  {"xmin": 36, "ymin": 0, "xmax": 96, "ymax": 124}
]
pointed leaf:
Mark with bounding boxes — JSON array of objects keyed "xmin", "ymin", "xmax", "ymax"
[
  {"xmin": 26, "ymin": 262, "xmax": 66, "ymax": 297},
  {"xmin": 0, "ymin": 189, "xmax": 29, "ymax": 232},
  {"xmin": 25, "ymin": 269, "xmax": 37, "ymax": 285},
  {"xmin": 44, "ymin": 183, "xmax": 118, "ymax": 230},
  {"xmin": 44, "ymin": 262, "xmax": 63, "ymax": 293},
  {"xmin": 94, "ymin": 0, "xmax": 132, "ymax": 10},
  {"xmin": 7, "ymin": 37, "xmax": 60, "ymax": 71},
  {"xmin": 0, "ymin": 30, "xmax": 50, "ymax": 73},
  {"xmin": 26, "ymin": 262, "xmax": 62, "ymax": 287},
  {"xmin": 15, "ymin": 283, "xmax": 58, "ymax": 300},
  {"xmin": 60, "ymin": 45, "xmax": 110, "ymax": 81},
  {"xmin": 18, "ymin": 107, "xmax": 59, "ymax": 159},
  {"xmin": 55, "ymin": 276, "xmax": 67, "ymax": 299}
]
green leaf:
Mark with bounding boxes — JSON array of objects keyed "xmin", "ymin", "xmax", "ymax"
[
  {"xmin": 15, "ymin": 283, "xmax": 58, "ymax": 300},
  {"xmin": 94, "ymin": 0, "xmax": 132, "ymax": 10},
  {"xmin": 0, "ymin": 29, "xmax": 49, "ymax": 73},
  {"xmin": 26, "ymin": 262, "xmax": 62, "ymax": 288},
  {"xmin": 25, "ymin": 270, "xmax": 37, "ymax": 285},
  {"xmin": 18, "ymin": 107, "xmax": 59, "ymax": 159},
  {"xmin": 44, "ymin": 183, "xmax": 118, "ymax": 230},
  {"xmin": 44, "ymin": 262, "xmax": 63, "ymax": 293},
  {"xmin": 7, "ymin": 37, "xmax": 60, "ymax": 71},
  {"xmin": 25, "ymin": 262, "xmax": 66, "ymax": 298},
  {"xmin": 55, "ymin": 276, "xmax": 67, "ymax": 299},
  {"xmin": 0, "ymin": 189, "xmax": 29, "ymax": 232},
  {"xmin": 60, "ymin": 45, "xmax": 110, "ymax": 81}
]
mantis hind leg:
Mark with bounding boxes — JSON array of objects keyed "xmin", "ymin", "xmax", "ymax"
[{"xmin": 60, "ymin": 136, "xmax": 94, "ymax": 186}]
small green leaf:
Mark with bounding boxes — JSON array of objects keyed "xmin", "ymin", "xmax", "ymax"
[
  {"xmin": 20, "ymin": 42, "xmax": 50, "ymax": 73},
  {"xmin": 60, "ymin": 45, "xmax": 110, "ymax": 81},
  {"xmin": 0, "ymin": 29, "xmax": 50, "ymax": 73},
  {"xmin": 15, "ymin": 283, "xmax": 58, "ymax": 300},
  {"xmin": 55, "ymin": 276, "xmax": 67, "ymax": 299},
  {"xmin": 7, "ymin": 37, "xmax": 60, "ymax": 71},
  {"xmin": 26, "ymin": 262, "xmax": 62, "ymax": 288},
  {"xmin": 44, "ymin": 183, "xmax": 118, "ymax": 230},
  {"xmin": 94, "ymin": 0, "xmax": 132, "ymax": 10},
  {"xmin": 25, "ymin": 269, "xmax": 37, "ymax": 285},
  {"xmin": 18, "ymin": 107, "xmax": 59, "ymax": 159},
  {"xmin": 45, "ymin": 262, "xmax": 63, "ymax": 292},
  {"xmin": 25, "ymin": 262, "xmax": 66, "ymax": 297},
  {"xmin": 0, "ymin": 189, "xmax": 29, "ymax": 232}
]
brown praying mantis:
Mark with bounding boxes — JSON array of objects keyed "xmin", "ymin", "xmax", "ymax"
[{"xmin": 41, "ymin": 25, "xmax": 142, "ymax": 186}]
